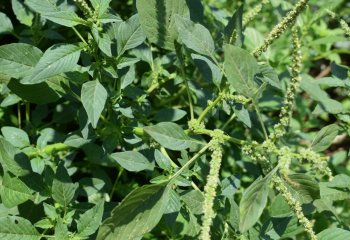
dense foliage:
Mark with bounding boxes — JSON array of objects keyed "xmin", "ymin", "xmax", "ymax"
[{"xmin": 0, "ymin": 0, "xmax": 350, "ymax": 239}]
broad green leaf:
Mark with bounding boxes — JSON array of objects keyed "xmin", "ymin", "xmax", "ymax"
[
  {"xmin": 97, "ymin": 183, "xmax": 171, "ymax": 240},
  {"xmin": 0, "ymin": 43, "xmax": 42, "ymax": 79},
  {"xmin": 136, "ymin": 0, "xmax": 190, "ymax": 50},
  {"xmin": 180, "ymin": 189, "xmax": 204, "ymax": 215},
  {"xmin": 300, "ymin": 75, "xmax": 344, "ymax": 114},
  {"xmin": 224, "ymin": 5, "xmax": 243, "ymax": 46},
  {"xmin": 90, "ymin": 0, "xmax": 111, "ymax": 19},
  {"xmin": 283, "ymin": 174, "xmax": 319, "ymax": 204},
  {"xmin": 233, "ymin": 104, "xmax": 251, "ymax": 128},
  {"xmin": 81, "ymin": 80, "xmax": 107, "ymax": 128},
  {"xmin": 8, "ymin": 75, "xmax": 68, "ymax": 104},
  {"xmin": 144, "ymin": 122, "xmax": 196, "ymax": 150},
  {"xmin": 191, "ymin": 53, "xmax": 222, "ymax": 87},
  {"xmin": 26, "ymin": 0, "xmax": 84, "ymax": 27},
  {"xmin": 21, "ymin": 44, "xmax": 82, "ymax": 84},
  {"xmin": 77, "ymin": 201, "xmax": 104, "ymax": 238},
  {"xmin": 317, "ymin": 228, "xmax": 350, "ymax": 240},
  {"xmin": 0, "ymin": 216, "xmax": 41, "ymax": 240},
  {"xmin": 1, "ymin": 126, "xmax": 30, "ymax": 148},
  {"xmin": 239, "ymin": 173, "xmax": 272, "ymax": 233},
  {"xmin": 110, "ymin": 151, "xmax": 154, "ymax": 172},
  {"xmin": 0, "ymin": 173, "xmax": 32, "ymax": 208},
  {"xmin": 52, "ymin": 163, "xmax": 78, "ymax": 208},
  {"xmin": 263, "ymin": 216, "xmax": 303, "ymax": 239},
  {"xmin": 117, "ymin": 14, "xmax": 146, "ymax": 56},
  {"xmin": 0, "ymin": 138, "xmax": 31, "ymax": 176},
  {"xmin": 11, "ymin": 0, "xmax": 34, "ymax": 26},
  {"xmin": 320, "ymin": 182, "xmax": 350, "ymax": 202},
  {"xmin": 311, "ymin": 124, "xmax": 339, "ymax": 152},
  {"xmin": 154, "ymin": 108, "xmax": 187, "ymax": 122},
  {"xmin": 175, "ymin": 16, "xmax": 215, "ymax": 57},
  {"xmin": 331, "ymin": 62, "xmax": 348, "ymax": 80},
  {"xmin": 224, "ymin": 45, "xmax": 259, "ymax": 98},
  {"xmin": 327, "ymin": 174, "xmax": 350, "ymax": 189},
  {"xmin": 257, "ymin": 64, "xmax": 281, "ymax": 89},
  {"xmin": 0, "ymin": 12, "xmax": 13, "ymax": 34},
  {"xmin": 154, "ymin": 149, "xmax": 172, "ymax": 171}
]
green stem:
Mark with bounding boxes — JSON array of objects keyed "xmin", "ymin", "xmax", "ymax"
[
  {"xmin": 17, "ymin": 103, "xmax": 21, "ymax": 129},
  {"xmin": 170, "ymin": 144, "xmax": 210, "ymax": 181},
  {"xmin": 253, "ymin": 100, "xmax": 268, "ymax": 140},
  {"xmin": 27, "ymin": 143, "xmax": 71, "ymax": 158},
  {"xmin": 192, "ymin": 128, "xmax": 245, "ymax": 145},
  {"xmin": 25, "ymin": 102, "xmax": 30, "ymax": 125},
  {"xmin": 198, "ymin": 94, "xmax": 223, "ymax": 124},
  {"xmin": 110, "ymin": 168, "xmax": 124, "ymax": 200},
  {"xmin": 222, "ymin": 113, "xmax": 236, "ymax": 130},
  {"xmin": 72, "ymin": 26, "xmax": 88, "ymax": 45}
]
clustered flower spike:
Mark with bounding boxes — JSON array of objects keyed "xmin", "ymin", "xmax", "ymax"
[
  {"xmin": 272, "ymin": 176, "xmax": 317, "ymax": 240},
  {"xmin": 327, "ymin": 10, "xmax": 350, "ymax": 39},
  {"xmin": 299, "ymin": 148, "xmax": 333, "ymax": 180},
  {"xmin": 270, "ymin": 26, "xmax": 302, "ymax": 140},
  {"xmin": 74, "ymin": 0, "xmax": 93, "ymax": 18},
  {"xmin": 243, "ymin": 0, "xmax": 270, "ymax": 26},
  {"xmin": 253, "ymin": 0, "xmax": 309, "ymax": 57},
  {"xmin": 200, "ymin": 130, "xmax": 225, "ymax": 240}
]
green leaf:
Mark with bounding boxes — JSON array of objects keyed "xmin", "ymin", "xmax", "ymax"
[
  {"xmin": 81, "ymin": 80, "xmax": 108, "ymax": 128},
  {"xmin": 320, "ymin": 181, "xmax": 350, "ymax": 202},
  {"xmin": 0, "ymin": 138, "xmax": 31, "ymax": 176},
  {"xmin": 110, "ymin": 151, "xmax": 154, "ymax": 172},
  {"xmin": 1, "ymin": 126, "xmax": 30, "ymax": 148},
  {"xmin": 0, "ymin": 216, "xmax": 41, "ymax": 240},
  {"xmin": 11, "ymin": 0, "xmax": 34, "ymax": 26},
  {"xmin": 154, "ymin": 108, "xmax": 187, "ymax": 122},
  {"xmin": 224, "ymin": 5, "xmax": 243, "ymax": 46},
  {"xmin": 0, "ymin": 12, "xmax": 13, "ymax": 34},
  {"xmin": 0, "ymin": 173, "xmax": 32, "ymax": 208},
  {"xmin": 154, "ymin": 149, "xmax": 172, "ymax": 171},
  {"xmin": 26, "ymin": 0, "xmax": 84, "ymax": 27},
  {"xmin": 21, "ymin": 44, "xmax": 82, "ymax": 84},
  {"xmin": 136, "ymin": 0, "xmax": 190, "ymax": 50},
  {"xmin": 224, "ymin": 45, "xmax": 259, "ymax": 98},
  {"xmin": 283, "ymin": 174, "xmax": 319, "ymax": 204},
  {"xmin": 90, "ymin": 0, "xmax": 111, "ymax": 19},
  {"xmin": 117, "ymin": 14, "xmax": 146, "ymax": 56},
  {"xmin": 97, "ymin": 183, "xmax": 171, "ymax": 240},
  {"xmin": 317, "ymin": 228, "xmax": 350, "ymax": 240},
  {"xmin": 52, "ymin": 163, "xmax": 78, "ymax": 208},
  {"xmin": 327, "ymin": 174, "xmax": 350, "ymax": 189},
  {"xmin": 300, "ymin": 75, "xmax": 344, "ymax": 114},
  {"xmin": 191, "ymin": 53, "xmax": 222, "ymax": 87},
  {"xmin": 175, "ymin": 15, "xmax": 215, "ymax": 57},
  {"xmin": 0, "ymin": 43, "xmax": 42, "ymax": 79},
  {"xmin": 8, "ymin": 75, "xmax": 68, "ymax": 104},
  {"xmin": 144, "ymin": 122, "xmax": 196, "ymax": 150},
  {"xmin": 76, "ymin": 201, "xmax": 104, "ymax": 238},
  {"xmin": 311, "ymin": 124, "xmax": 339, "ymax": 152},
  {"xmin": 239, "ymin": 173, "xmax": 272, "ymax": 233}
]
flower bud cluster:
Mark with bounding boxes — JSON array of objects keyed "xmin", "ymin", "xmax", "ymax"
[
  {"xmin": 200, "ymin": 130, "xmax": 225, "ymax": 240},
  {"xmin": 74, "ymin": 0, "xmax": 93, "ymax": 18},
  {"xmin": 278, "ymin": 146, "xmax": 292, "ymax": 176},
  {"xmin": 222, "ymin": 93, "xmax": 250, "ymax": 105},
  {"xmin": 188, "ymin": 119, "xmax": 205, "ymax": 132},
  {"xmin": 272, "ymin": 176, "xmax": 317, "ymax": 240},
  {"xmin": 299, "ymin": 148, "xmax": 333, "ymax": 180},
  {"xmin": 243, "ymin": 0, "xmax": 270, "ymax": 26},
  {"xmin": 253, "ymin": 0, "xmax": 309, "ymax": 57}
]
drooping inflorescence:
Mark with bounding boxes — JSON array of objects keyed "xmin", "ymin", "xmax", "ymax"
[{"xmin": 253, "ymin": 0, "xmax": 309, "ymax": 57}]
